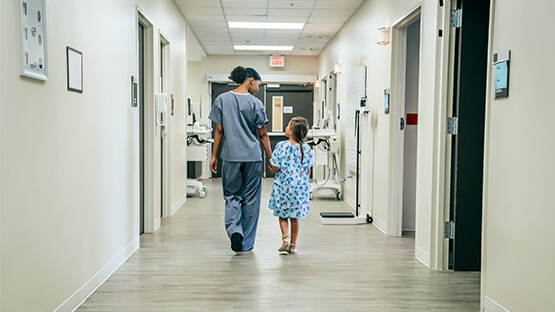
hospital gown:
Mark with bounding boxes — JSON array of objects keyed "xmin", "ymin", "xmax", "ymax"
[{"xmin": 269, "ymin": 141, "xmax": 314, "ymax": 219}]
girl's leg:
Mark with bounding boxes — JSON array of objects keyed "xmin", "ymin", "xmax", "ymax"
[
  {"xmin": 278, "ymin": 217, "xmax": 290, "ymax": 252},
  {"xmin": 279, "ymin": 217, "xmax": 289, "ymax": 236},
  {"xmin": 290, "ymin": 218, "xmax": 299, "ymax": 244}
]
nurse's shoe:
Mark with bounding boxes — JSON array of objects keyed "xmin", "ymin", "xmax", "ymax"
[
  {"xmin": 278, "ymin": 235, "xmax": 290, "ymax": 252},
  {"xmin": 231, "ymin": 233, "xmax": 243, "ymax": 252},
  {"xmin": 288, "ymin": 243, "xmax": 297, "ymax": 254}
]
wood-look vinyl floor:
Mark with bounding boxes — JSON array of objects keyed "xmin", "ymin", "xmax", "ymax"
[{"xmin": 78, "ymin": 179, "xmax": 480, "ymax": 312}]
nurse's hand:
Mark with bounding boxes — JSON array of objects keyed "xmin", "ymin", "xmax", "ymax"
[
  {"xmin": 269, "ymin": 164, "xmax": 279, "ymax": 174},
  {"xmin": 210, "ymin": 156, "xmax": 218, "ymax": 174}
]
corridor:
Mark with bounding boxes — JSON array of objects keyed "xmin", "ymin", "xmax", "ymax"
[{"xmin": 78, "ymin": 179, "xmax": 480, "ymax": 312}]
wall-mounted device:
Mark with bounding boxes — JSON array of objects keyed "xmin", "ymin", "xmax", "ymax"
[
  {"xmin": 384, "ymin": 88, "xmax": 390, "ymax": 114},
  {"xmin": 493, "ymin": 50, "xmax": 510, "ymax": 99},
  {"xmin": 170, "ymin": 94, "xmax": 174, "ymax": 116},
  {"xmin": 155, "ymin": 93, "xmax": 167, "ymax": 127},
  {"xmin": 131, "ymin": 76, "xmax": 138, "ymax": 107}
]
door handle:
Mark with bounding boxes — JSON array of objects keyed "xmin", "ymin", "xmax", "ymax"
[
  {"xmin": 400, "ymin": 117, "xmax": 406, "ymax": 130},
  {"xmin": 156, "ymin": 113, "xmax": 165, "ymax": 127}
]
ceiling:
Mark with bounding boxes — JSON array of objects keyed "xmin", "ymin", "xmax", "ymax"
[{"xmin": 175, "ymin": 0, "xmax": 365, "ymax": 57}]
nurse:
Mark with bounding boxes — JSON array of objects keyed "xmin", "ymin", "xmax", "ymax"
[{"xmin": 208, "ymin": 66, "xmax": 274, "ymax": 252}]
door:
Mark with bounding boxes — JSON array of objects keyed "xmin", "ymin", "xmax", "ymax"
[
  {"xmin": 402, "ymin": 18, "xmax": 420, "ymax": 234},
  {"xmin": 265, "ymin": 85, "xmax": 314, "ymax": 178},
  {"xmin": 447, "ymin": 0, "xmax": 490, "ymax": 271}
]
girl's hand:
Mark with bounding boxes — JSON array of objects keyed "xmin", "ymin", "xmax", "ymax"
[{"xmin": 269, "ymin": 164, "xmax": 279, "ymax": 174}]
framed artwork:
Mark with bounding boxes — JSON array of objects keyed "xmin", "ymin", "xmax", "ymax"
[
  {"xmin": 66, "ymin": 47, "xmax": 83, "ymax": 93},
  {"xmin": 19, "ymin": 0, "xmax": 48, "ymax": 81}
]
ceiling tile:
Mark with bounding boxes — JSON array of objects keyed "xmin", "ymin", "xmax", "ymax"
[
  {"xmin": 267, "ymin": 9, "xmax": 312, "ymax": 17},
  {"xmin": 265, "ymin": 16, "xmax": 308, "ymax": 23},
  {"xmin": 222, "ymin": 0, "xmax": 268, "ymax": 9},
  {"xmin": 229, "ymin": 29, "xmax": 267, "ymax": 36},
  {"xmin": 187, "ymin": 21, "xmax": 228, "ymax": 27},
  {"xmin": 226, "ymin": 15, "xmax": 268, "ymax": 22},
  {"xmin": 269, "ymin": 1, "xmax": 315, "ymax": 9},
  {"xmin": 186, "ymin": 14, "xmax": 226, "ymax": 22},
  {"xmin": 191, "ymin": 26, "xmax": 229, "ymax": 33},
  {"xmin": 224, "ymin": 8, "xmax": 268, "ymax": 16},
  {"xmin": 311, "ymin": 8, "xmax": 356, "ymax": 17},
  {"xmin": 315, "ymin": 0, "xmax": 363, "ymax": 9},
  {"xmin": 179, "ymin": 7, "xmax": 222, "ymax": 15},
  {"xmin": 308, "ymin": 15, "xmax": 350, "ymax": 23},
  {"xmin": 176, "ymin": 0, "xmax": 221, "ymax": 8},
  {"xmin": 177, "ymin": 0, "xmax": 362, "ymax": 56}
]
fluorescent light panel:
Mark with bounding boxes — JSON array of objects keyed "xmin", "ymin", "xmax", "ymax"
[
  {"xmin": 228, "ymin": 22, "xmax": 304, "ymax": 30},
  {"xmin": 234, "ymin": 45, "xmax": 294, "ymax": 51}
]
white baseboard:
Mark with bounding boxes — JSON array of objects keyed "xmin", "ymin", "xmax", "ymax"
[
  {"xmin": 154, "ymin": 217, "xmax": 161, "ymax": 232},
  {"xmin": 54, "ymin": 238, "xmax": 140, "ymax": 312},
  {"xmin": 372, "ymin": 215, "xmax": 387, "ymax": 235},
  {"xmin": 484, "ymin": 296, "xmax": 510, "ymax": 312},
  {"xmin": 402, "ymin": 221, "xmax": 415, "ymax": 231},
  {"xmin": 171, "ymin": 192, "xmax": 187, "ymax": 216},
  {"xmin": 344, "ymin": 194, "xmax": 356, "ymax": 209},
  {"xmin": 415, "ymin": 246, "xmax": 430, "ymax": 268}
]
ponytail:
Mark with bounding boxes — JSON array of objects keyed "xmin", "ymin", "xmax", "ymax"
[{"xmin": 298, "ymin": 138, "xmax": 305, "ymax": 164}]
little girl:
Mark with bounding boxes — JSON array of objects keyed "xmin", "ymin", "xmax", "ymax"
[{"xmin": 268, "ymin": 117, "xmax": 314, "ymax": 254}]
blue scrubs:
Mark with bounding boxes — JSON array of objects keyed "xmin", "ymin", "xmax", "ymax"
[
  {"xmin": 208, "ymin": 91, "xmax": 268, "ymax": 251},
  {"xmin": 221, "ymin": 161, "xmax": 262, "ymax": 250}
]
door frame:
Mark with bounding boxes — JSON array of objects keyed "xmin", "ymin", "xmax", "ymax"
[
  {"xmin": 159, "ymin": 32, "xmax": 171, "ymax": 218},
  {"xmin": 442, "ymin": 0, "xmax": 458, "ymax": 270},
  {"xmin": 389, "ymin": 4, "xmax": 422, "ymax": 237},
  {"xmin": 137, "ymin": 8, "xmax": 157, "ymax": 233}
]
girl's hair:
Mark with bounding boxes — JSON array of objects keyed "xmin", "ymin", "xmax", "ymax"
[
  {"xmin": 289, "ymin": 117, "xmax": 309, "ymax": 164},
  {"xmin": 229, "ymin": 66, "xmax": 261, "ymax": 84}
]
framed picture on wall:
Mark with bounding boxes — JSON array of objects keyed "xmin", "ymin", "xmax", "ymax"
[
  {"xmin": 19, "ymin": 0, "xmax": 48, "ymax": 81},
  {"xmin": 66, "ymin": 47, "xmax": 83, "ymax": 93}
]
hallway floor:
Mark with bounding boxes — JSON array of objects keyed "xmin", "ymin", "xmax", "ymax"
[{"xmin": 78, "ymin": 179, "xmax": 480, "ymax": 312}]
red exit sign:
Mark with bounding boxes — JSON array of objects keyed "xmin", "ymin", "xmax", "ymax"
[{"xmin": 270, "ymin": 56, "xmax": 285, "ymax": 67}]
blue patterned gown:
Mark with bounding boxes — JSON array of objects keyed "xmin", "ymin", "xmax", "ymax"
[{"xmin": 268, "ymin": 141, "xmax": 314, "ymax": 218}]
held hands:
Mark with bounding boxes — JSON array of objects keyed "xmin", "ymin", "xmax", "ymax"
[
  {"xmin": 212, "ymin": 156, "xmax": 278, "ymax": 174},
  {"xmin": 268, "ymin": 163, "xmax": 279, "ymax": 174}
]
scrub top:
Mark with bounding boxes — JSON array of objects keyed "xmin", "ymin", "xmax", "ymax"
[{"xmin": 208, "ymin": 91, "xmax": 268, "ymax": 162}]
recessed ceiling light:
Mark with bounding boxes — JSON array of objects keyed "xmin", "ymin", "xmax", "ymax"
[
  {"xmin": 228, "ymin": 22, "xmax": 304, "ymax": 30},
  {"xmin": 234, "ymin": 45, "xmax": 294, "ymax": 51}
]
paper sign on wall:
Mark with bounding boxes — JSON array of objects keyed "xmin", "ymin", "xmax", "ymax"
[{"xmin": 283, "ymin": 106, "xmax": 293, "ymax": 114}]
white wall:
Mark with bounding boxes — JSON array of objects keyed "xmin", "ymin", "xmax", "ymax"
[
  {"xmin": 187, "ymin": 61, "xmax": 202, "ymax": 104},
  {"xmin": 481, "ymin": 1, "xmax": 555, "ymax": 311},
  {"xmin": 319, "ymin": 0, "xmax": 443, "ymax": 267},
  {"xmin": 135, "ymin": 0, "xmax": 189, "ymax": 217},
  {"xmin": 0, "ymin": 0, "xmax": 188, "ymax": 310}
]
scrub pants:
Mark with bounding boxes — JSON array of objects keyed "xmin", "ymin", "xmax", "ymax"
[{"xmin": 221, "ymin": 161, "xmax": 262, "ymax": 251}]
